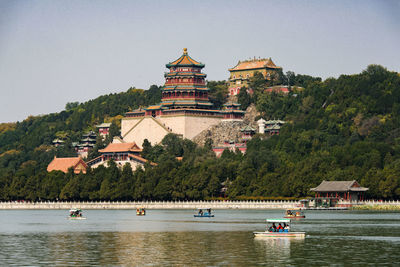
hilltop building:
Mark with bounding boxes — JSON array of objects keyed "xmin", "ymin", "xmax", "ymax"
[
  {"xmin": 265, "ymin": 85, "xmax": 290, "ymax": 95},
  {"xmin": 228, "ymin": 58, "xmax": 282, "ymax": 96},
  {"xmin": 47, "ymin": 157, "xmax": 88, "ymax": 174},
  {"xmin": 96, "ymin": 123, "xmax": 111, "ymax": 138},
  {"xmin": 221, "ymin": 102, "xmax": 245, "ymax": 121},
  {"xmin": 52, "ymin": 139, "xmax": 65, "ymax": 147},
  {"xmin": 73, "ymin": 131, "xmax": 97, "ymax": 158},
  {"xmin": 86, "ymin": 141, "xmax": 154, "ymax": 171},
  {"xmin": 120, "ymin": 48, "xmax": 244, "ymax": 147},
  {"xmin": 240, "ymin": 125, "xmax": 256, "ymax": 142},
  {"xmin": 257, "ymin": 119, "xmax": 285, "ymax": 135}
]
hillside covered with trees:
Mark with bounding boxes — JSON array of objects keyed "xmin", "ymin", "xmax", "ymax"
[{"xmin": 0, "ymin": 65, "xmax": 399, "ymax": 201}]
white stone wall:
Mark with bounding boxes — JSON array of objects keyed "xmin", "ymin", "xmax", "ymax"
[
  {"xmin": 121, "ymin": 117, "xmax": 142, "ymax": 137},
  {"xmin": 121, "ymin": 114, "xmax": 223, "ymax": 147},
  {"xmin": 159, "ymin": 114, "xmax": 222, "ymax": 139},
  {"xmin": 184, "ymin": 116, "xmax": 222, "ymax": 139},
  {"xmin": 122, "ymin": 117, "xmax": 170, "ymax": 147},
  {"xmin": 158, "ymin": 116, "xmax": 186, "ymax": 136},
  {"xmin": 90, "ymin": 159, "xmax": 144, "ymax": 171}
]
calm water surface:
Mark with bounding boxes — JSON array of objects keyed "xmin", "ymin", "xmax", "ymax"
[{"xmin": 0, "ymin": 209, "xmax": 399, "ymax": 266}]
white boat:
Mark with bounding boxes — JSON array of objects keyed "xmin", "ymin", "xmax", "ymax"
[
  {"xmin": 68, "ymin": 209, "xmax": 86, "ymax": 220},
  {"xmin": 253, "ymin": 219, "xmax": 305, "ymax": 238}
]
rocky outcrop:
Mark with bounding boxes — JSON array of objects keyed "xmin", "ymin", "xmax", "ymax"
[
  {"xmin": 243, "ymin": 103, "xmax": 259, "ymax": 128},
  {"xmin": 192, "ymin": 104, "xmax": 260, "ymax": 146},
  {"xmin": 192, "ymin": 121, "xmax": 246, "ymax": 146}
]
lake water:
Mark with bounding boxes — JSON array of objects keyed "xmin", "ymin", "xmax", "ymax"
[{"xmin": 0, "ymin": 209, "xmax": 399, "ymax": 266}]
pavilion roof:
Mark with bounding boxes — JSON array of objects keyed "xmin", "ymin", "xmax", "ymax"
[
  {"xmin": 165, "ymin": 72, "xmax": 206, "ymax": 77},
  {"xmin": 241, "ymin": 125, "xmax": 256, "ymax": 132},
  {"xmin": 47, "ymin": 157, "xmax": 87, "ymax": 174},
  {"xmin": 129, "ymin": 154, "xmax": 157, "ymax": 166},
  {"xmin": 166, "ymin": 48, "xmax": 205, "ymax": 68},
  {"xmin": 96, "ymin": 122, "xmax": 112, "ymax": 128},
  {"xmin": 229, "ymin": 58, "xmax": 281, "ymax": 71},
  {"xmin": 266, "ymin": 120, "xmax": 285, "ymax": 125},
  {"xmin": 310, "ymin": 180, "xmax": 369, "ymax": 192},
  {"xmin": 223, "ymin": 102, "xmax": 241, "ymax": 107},
  {"xmin": 145, "ymin": 105, "xmax": 162, "ymax": 110},
  {"xmin": 99, "ymin": 142, "xmax": 142, "ymax": 153},
  {"xmin": 266, "ymin": 125, "xmax": 282, "ymax": 130}
]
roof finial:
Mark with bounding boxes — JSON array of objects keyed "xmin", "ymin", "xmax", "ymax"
[{"xmin": 183, "ymin": 48, "xmax": 188, "ymax": 55}]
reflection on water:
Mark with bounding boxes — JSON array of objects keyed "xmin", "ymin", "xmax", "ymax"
[
  {"xmin": 254, "ymin": 237, "xmax": 304, "ymax": 265},
  {"xmin": 0, "ymin": 210, "xmax": 400, "ymax": 266}
]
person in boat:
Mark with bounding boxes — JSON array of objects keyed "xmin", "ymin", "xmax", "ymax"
[
  {"xmin": 284, "ymin": 223, "xmax": 290, "ymax": 232},
  {"xmin": 198, "ymin": 209, "xmax": 203, "ymax": 216},
  {"xmin": 208, "ymin": 208, "xmax": 212, "ymax": 215},
  {"xmin": 286, "ymin": 210, "xmax": 292, "ymax": 216},
  {"xmin": 277, "ymin": 223, "xmax": 284, "ymax": 232},
  {"xmin": 272, "ymin": 223, "xmax": 277, "ymax": 232}
]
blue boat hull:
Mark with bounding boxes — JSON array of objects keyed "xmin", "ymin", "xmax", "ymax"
[{"xmin": 194, "ymin": 214, "xmax": 214, "ymax": 217}]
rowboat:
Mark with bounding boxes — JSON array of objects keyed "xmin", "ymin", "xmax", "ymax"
[
  {"xmin": 253, "ymin": 219, "xmax": 305, "ymax": 238},
  {"xmin": 68, "ymin": 209, "xmax": 86, "ymax": 220},
  {"xmin": 136, "ymin": 207, "xmax": 146, "ymax": 216},
  {"xmin": 284, "ymin": 208, "xmax": 305, "ymax": 219},
  {"xmin": 194, "ymin": 208, "xmax": 214, "ymax": 217}
]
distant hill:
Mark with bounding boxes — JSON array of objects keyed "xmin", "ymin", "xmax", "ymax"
[{"xmin": 0, "ymin": 65, "xmax": 399, "ymax": 201}]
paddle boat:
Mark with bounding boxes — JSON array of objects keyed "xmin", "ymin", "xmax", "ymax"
[
  {"xmin": 136, "ymin": 207, "xmax": 146, "ymax": 216},
  {"xmin": 68, "ymin": 209, "xmax": 86, "ymax": 220},
  {"xmin": 284, "ymin": 208, "xmax": 305, "ymax": 219},
  {"xmin": 253, "ymin": 219, "xmax": 305, "ymax": 238},
  {"xmin": 194, "ymin": 208, "xmax": 214, "ymax": 217}
]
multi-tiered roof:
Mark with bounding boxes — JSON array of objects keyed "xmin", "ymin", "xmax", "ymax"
[
  {"xmin": 125, "ymin": 49, "xmax": 244, "ymax": 120},
  {"xmin": 160, "ymin": 48, "xmax": 213, "ymax": 110}
]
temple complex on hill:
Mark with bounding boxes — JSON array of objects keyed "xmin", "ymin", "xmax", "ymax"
[
  {"xmin": 121, "ymin": 48, "xmax": 244, "ymax": 147},
  {"xmin": 73, "ymin": 131, "xmax": 97, "ymax": 158},
  {"xmin": 228, "ymin": 57, "xmax": 282, "ymax": 96}
]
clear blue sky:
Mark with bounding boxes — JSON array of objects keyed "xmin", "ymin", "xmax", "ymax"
[{"xmin": 0, "ymin": 0, "xmax": 399, "ymax": 123}]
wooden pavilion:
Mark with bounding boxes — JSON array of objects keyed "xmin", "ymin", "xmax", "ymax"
[{"xmin": 310, "ymin": 180, "xmax": 368, "ymax": 202}]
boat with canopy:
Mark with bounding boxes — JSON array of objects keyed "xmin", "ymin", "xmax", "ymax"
[{"xmin": 253, "ymin": 219, "xmax": 305, "ymax": 238}]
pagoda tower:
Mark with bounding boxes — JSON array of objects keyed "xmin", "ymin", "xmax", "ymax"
[
  {"xmin": 161, "ymin": 48, "xmax": 213, "ymax": 110},
  {"xmin": 121, "ymin": 48, "xmax": 241, "ymax": 147}
]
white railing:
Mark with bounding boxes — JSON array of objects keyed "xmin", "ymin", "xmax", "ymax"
[{"xmin": 0, "ymin": 200, "xmax": 300, "ymax": 210}]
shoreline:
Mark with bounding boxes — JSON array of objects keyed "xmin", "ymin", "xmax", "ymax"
[
  {"xmin": 1, "ymin": 200, "xmax": 399, "ymax": 210},
  {"xmin": 0, "ymin": 200, "xmax": 299, "ymax": 210},
  {"xmin": 351, "ymin": 204, "xmax": 400, "ymax": 211}
]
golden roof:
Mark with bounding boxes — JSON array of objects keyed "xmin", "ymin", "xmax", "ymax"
[
  {"xmin": 167, "ymin": 48, "xmax": 204, "ymax": 67},
  {"xmin": 229, "ymin": 58, "xmax": 281, "ymax": 71}
]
